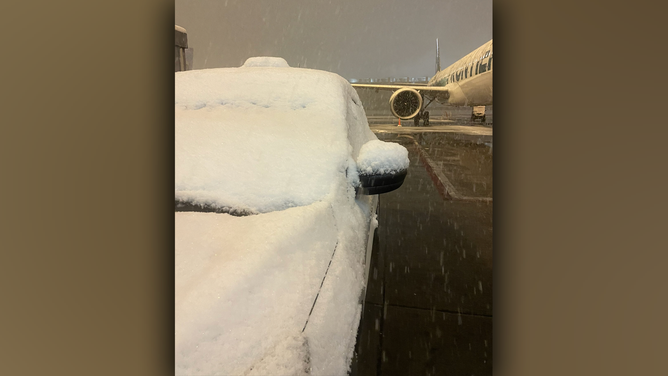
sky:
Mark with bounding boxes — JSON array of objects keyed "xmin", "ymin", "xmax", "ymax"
[{"xmin": 175, "ymin": 0, "xmax": 492, "ymax": 80}]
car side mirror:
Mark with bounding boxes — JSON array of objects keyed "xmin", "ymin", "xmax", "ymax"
[{"xmin": 356, "ymin": 140, "xmax": 409, "ymax": 195}]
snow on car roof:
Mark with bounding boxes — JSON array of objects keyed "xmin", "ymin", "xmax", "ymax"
[
  {"xmin": 241, "ymin": 56, "xmax": 291, "ymax": 68},
  {"xmin": 175, "ymin": 66, "xmax": 367, "ymax": 213}
]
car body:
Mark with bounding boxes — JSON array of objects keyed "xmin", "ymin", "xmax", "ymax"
[{"xmin": 175, "ymin": 57, "xmax": 408, "ymax": 375}]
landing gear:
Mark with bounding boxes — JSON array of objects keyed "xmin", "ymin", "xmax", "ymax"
[
  {"xmin": 411, "ymin": 94, "xmax": 435, "ymax": 127},
  {"xmin": 412, "ymin": 111, "xmax": 430, "ymax": 126}
]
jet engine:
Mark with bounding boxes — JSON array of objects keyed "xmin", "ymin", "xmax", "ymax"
[{"xmin": 389, "ymin": 88, "xmax": 423, "ymax": 119}]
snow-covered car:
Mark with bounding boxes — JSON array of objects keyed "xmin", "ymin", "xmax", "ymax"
[{"xmin": 175, "ymin": 57, "xmax": 409, "ymax": 375}]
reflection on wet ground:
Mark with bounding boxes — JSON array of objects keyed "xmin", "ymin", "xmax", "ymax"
[
  {"xmin": 415, "ymin": 133, "xmax": 493, "ymax": 199},
  {"xmin": 351, "ymin": 118, "xmax": 493, "ymax": 376}
]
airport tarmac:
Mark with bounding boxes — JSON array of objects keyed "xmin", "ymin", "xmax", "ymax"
[{"xmin": 351, "ymin": 113, "xmax": 493, "ymax": 376}]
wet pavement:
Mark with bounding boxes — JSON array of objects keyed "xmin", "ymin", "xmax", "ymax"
[{"xmin": 351, "ymin": 112, "xmax": 493, "ymax": 376}]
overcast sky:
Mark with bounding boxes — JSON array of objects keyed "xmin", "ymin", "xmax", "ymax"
[{"xmin": 175, "ymin": 0, "xmax": 492, "ymax": 80}]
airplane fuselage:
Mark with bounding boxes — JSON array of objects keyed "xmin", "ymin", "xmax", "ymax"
[{"xmin": 429, "ymin": 39, "xmax": 493, "ymax": 106}]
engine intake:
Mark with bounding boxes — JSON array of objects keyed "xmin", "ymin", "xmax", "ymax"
[{"xmin": 389, "ymin": 88, "xmax": 423, "ymax": 119}]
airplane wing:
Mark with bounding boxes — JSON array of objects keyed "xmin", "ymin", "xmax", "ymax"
[
  {"xmin": 351, "ymin": 84, "xmax": 427, "ymax": 89},
  {"xmin": 351, "ymin": 83, "xmax": 450, "ymax": 97}
]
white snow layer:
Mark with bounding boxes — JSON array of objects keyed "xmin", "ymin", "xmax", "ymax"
[
  {"xmin": 175, "ymin": 193, "xmax": 375, "ymax": 376},
  {"xmin": 175, "ymin": 64, "xmax": 404, "ymax": 375},
  {"xmin": 242, "ymin": 56, "xmax": 291, "ymax": 68},
  {"xmin": 176, "ymin": 202, "xmax": 337, "ymax": 375},
  {"xmin": 356, "ymin": 139, "xmax": 410, "ymax": 175},
  {"xmin": 175, "ymin": 66, "xmax": 376, "ymax": 213}
]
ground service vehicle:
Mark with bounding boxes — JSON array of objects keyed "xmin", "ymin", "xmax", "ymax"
[{"xmin": 472, "ymin": 105, "xmax": 486, "ymax": 122}]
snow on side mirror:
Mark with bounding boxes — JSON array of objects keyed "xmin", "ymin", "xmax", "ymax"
[{"xmin": 356, "ymin": 140, "xmax": 409, "ymax": 195}]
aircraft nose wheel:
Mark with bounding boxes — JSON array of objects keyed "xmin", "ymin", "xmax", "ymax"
[{"xmin": 413, "ymin": 113, "xmax": 421, "ymax": 126}]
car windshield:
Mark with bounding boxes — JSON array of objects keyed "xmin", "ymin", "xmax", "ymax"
[{"xmin": 175, "ymin": 67, "xmax": 368, "ymax": 214}]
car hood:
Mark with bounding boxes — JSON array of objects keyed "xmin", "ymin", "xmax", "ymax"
[{"xmin": 175, "ymin": 200, "xmax": 338, "ymax": 375}]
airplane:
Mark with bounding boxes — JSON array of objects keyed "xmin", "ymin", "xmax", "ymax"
[{"xmin": 352, "ymin": 39, "xmax": 493, "ymax": 126}]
